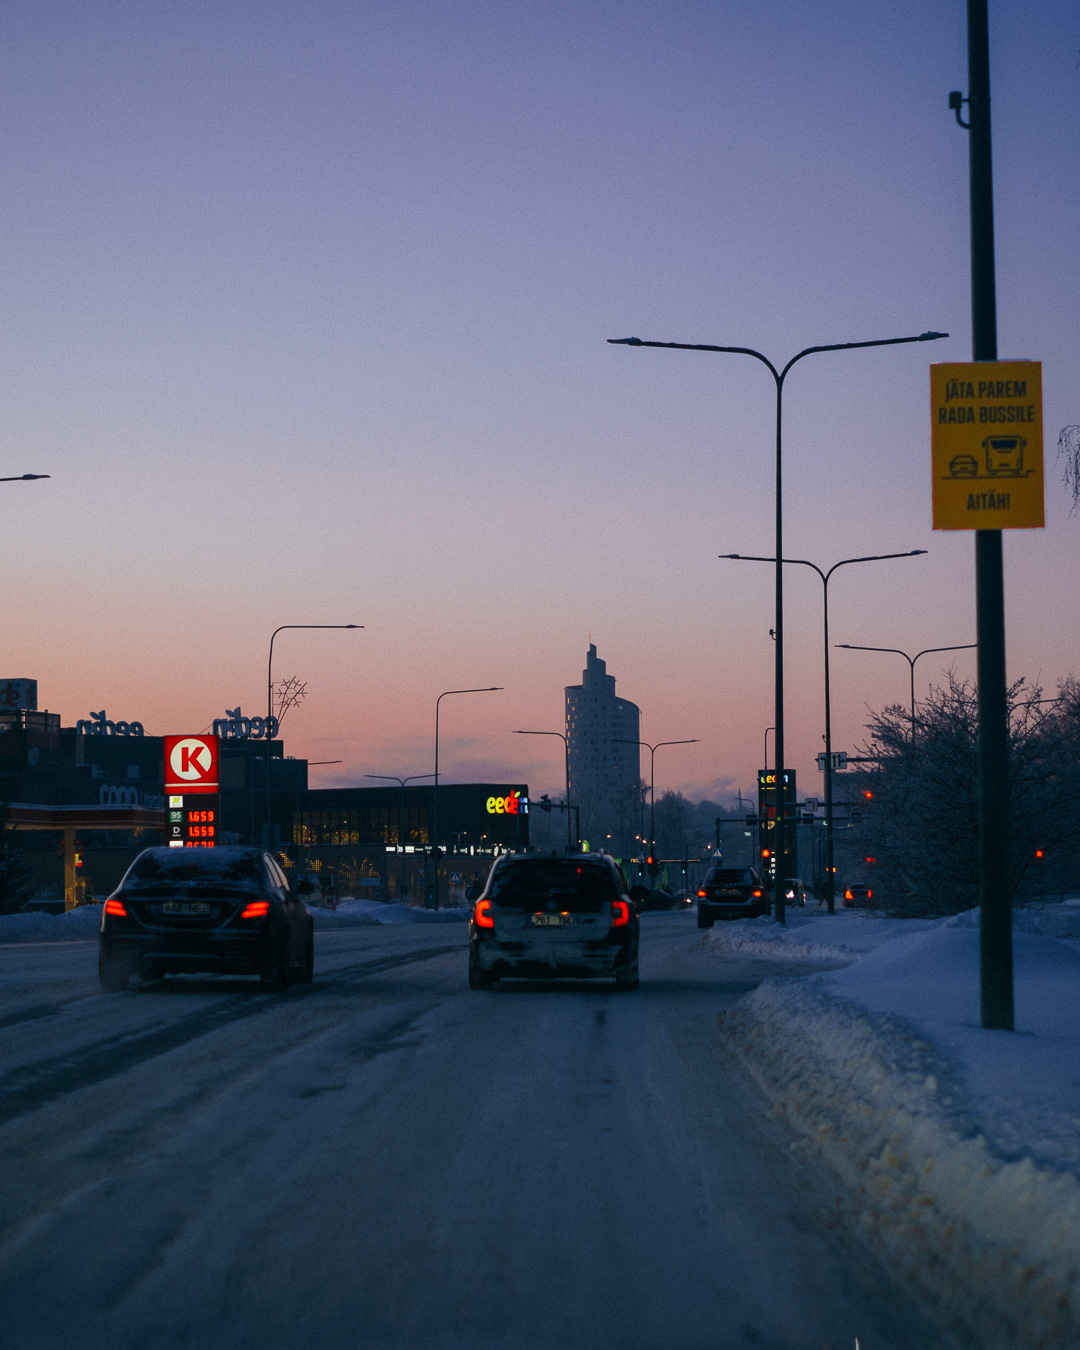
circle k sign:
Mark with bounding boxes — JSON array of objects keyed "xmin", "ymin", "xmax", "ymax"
[{"xmin": 164, "ymin": 734, "xmax": 220, "ymax": 794}]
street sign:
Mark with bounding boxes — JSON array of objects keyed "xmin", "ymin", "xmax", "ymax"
[
  {"xmin": 164, "ymin": 735, "xmax": 219, "ymax": 794},
  {"xmin": 816, "ymin": 752, "xmax": 847, "ymax": 772},
  {"xmin": 930, "ymin": 361, "xmax": 1044, "ymax": 529}
]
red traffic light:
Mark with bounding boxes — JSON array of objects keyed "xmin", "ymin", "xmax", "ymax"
[
  {"xmin": 863, "ymin": 790, "xmax": 874, "ymax": 800},
  {"xmin": 761, "ymin": 848, "xmax": 771, "ymax": 858},
  {"xmin": 1035, "ymin": 849, "xmax": 1044, "ymax": 859}
]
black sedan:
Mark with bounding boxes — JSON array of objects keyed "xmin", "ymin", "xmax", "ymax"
[{"xmin": 98, "ymin": 846, "xmax": 314, "ymax": 992}]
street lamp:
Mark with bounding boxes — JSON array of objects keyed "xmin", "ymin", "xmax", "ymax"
[
  {"xmin": 432, "ymin": 687, "xmax": 503, "ymax": 908},
  {"xmin": 365, "ymin": 773, "xmax": 436, "ymax": 900},
  {"xmin": 723, "ymin": 549, "xmax": 926, "ymax": 913},
  {"xmin": 615, "ymin": 738, "xmax": 698, "ymax": 881},
  {"xmin": 609, "ymin": 327, "xmax": 946, "ymax": 924},
  {"xmin": 514, "ymin": 730, "xmax": 573, "ymax": 849},
  {"xmin": 0, "ymin": 473, "xmax": 49, "ymax": 482},
  {"xmin": 266, "ymin": 624, "xmax": 361, "ymax": 845},
  {"xmin": 835, "ymin": 642, "xmax": 977, "ymax": 736}
]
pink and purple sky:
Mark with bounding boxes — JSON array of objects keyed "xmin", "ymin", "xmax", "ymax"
[{"xmin": 1, "ymin": 1, "xmax": 1077, "ymax": 805}]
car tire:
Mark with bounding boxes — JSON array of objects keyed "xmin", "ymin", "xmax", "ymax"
[
  {"xmin": 99, "ymin": 951, "xmax": 130, "ymax": 992},
  {"xmin": 697, "ymin": 910, "xmax": 714, "ymax": 929},
  {"xmin": 260, "ymin": 935, "xmax": 291, "ymax": 992},
  {"xmin": 299, "ymin": 926, "xmax": 314, "ymax": 984},
  {"xmin": 614, "ymin": 957, "xmax": 639, "ymax": 991},
  {"xmin": 468, "ymin": 946, "xmax": 495, "ymax": 990}
]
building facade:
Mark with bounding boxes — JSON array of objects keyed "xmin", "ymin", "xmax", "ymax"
[{"xmin": 565, "ymin": 645, "xmax": 640, "ymax": 857}]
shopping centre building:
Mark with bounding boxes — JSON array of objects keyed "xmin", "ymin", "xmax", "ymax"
[{"xmin": 0, "ymin": 686, "xmax": 528, "ymax": 906}]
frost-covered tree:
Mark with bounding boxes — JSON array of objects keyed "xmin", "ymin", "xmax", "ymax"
[{"xmin": 842, "ymin": 675, "xmax": 1080, "ymax": 917}]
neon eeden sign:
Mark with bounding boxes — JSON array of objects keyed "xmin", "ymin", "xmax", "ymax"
[
  {"xmin": 211, "ymin": 708, "xmax": 280, "ymax": 740},
  {"xmin": 486, "ymin": 791, "xmax": 528, "ymax": 816},
  {"xmin": 76, "ymin": 710, "xmax": 145, "ymax": 737}
]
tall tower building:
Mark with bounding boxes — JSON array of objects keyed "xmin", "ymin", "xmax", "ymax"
[{"xmin": 565, "ymin": 645, "xmax": 640, "ymax": 856}]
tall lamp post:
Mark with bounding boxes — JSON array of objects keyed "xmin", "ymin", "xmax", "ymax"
[
  {"xmin": 513, "ymin": 730, "xmax": 572, "ymax": 849},
  {"xmin": 432, "ymin": 687, "xmax": 503, "ymax": 908},
  {"xmin": 835, "ymin": 642, "xmax": 977, "ymax": 737},
  {"xmin": 609, "ymin": 327, "xmax": 946, "ymax": 925},
  {"xmin": 0, "ymin": 473, "xmax": 49, "ymax": 483},
  {"xmin": 365, "ymin": 773, "xmax": 435, "ymax": 899},
  {"xmin": 615, "ymin": 738, "xmax": 698, "ymax": 881},
  {"xmin": 266, "ymin": 624, "xmax": 361, "ymax": 845},
  {"xmin": 723, "ymin": 550, "xmax": 927, "ymax": 913}
]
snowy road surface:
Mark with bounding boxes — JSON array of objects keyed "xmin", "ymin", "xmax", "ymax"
[{"xmin": 0, "ymin": 913, "xmax": 953, "ymax": 1350}]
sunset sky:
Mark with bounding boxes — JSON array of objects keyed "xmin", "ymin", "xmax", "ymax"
[{"xmin": 1, "ymin": 1, "xmax": 1077, "ymax": 806}]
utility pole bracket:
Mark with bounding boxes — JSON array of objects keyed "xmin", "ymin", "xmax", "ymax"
[{"xmin": 949, "ymin": 90, "xmax": 971, "ymax": 129}]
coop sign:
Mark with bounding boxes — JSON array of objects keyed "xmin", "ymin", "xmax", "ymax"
[
  {"xmin": 486, "ymin": 790, "xmax": 528, "ymax": 816},
  {"xmin": 930, "ymin": 361, "xmax": 1044, "ymax": 529},
  {"xmin": 211, "ymin": 708, "xmax": 280, "ymax": 740},
  {"xmin": 76, "ymin": 710, "xmax": 145, "ymax": 736}
]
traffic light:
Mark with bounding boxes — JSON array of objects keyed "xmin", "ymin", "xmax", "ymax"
[
  {"xmin": 1035, "ymin": 849, "xmax": 1044, "ymax": 859},
  {"xmin": 540, "ymin": 794, "xmax": 552, "ymax": 813},
  {"xmin": 761, "ymin": 848, "xmax": 771, "ymax": 860}
]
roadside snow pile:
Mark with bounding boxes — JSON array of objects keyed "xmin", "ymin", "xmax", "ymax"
[
  {"xmin": 722, "ymin": 912, "xmax": 1080, "ymax": 1347},
  {"xmin": 700, "ymin": 907, "xmax": 939, "ymax": 964},
  {"xmin": 0, "ymin": 905, "xmax": 102, "ymax": 943},
  {"xmin": 310, "ymin": 898, "xmax": 468, "ymax": 928}
]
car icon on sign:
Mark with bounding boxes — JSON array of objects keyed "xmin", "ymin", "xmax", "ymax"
[{"xmin": 948, "ymin": 454, "xmax": 980, "ymax": 479}]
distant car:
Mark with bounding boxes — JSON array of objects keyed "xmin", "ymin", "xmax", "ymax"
[
  {"xmin": 697, "ymin": 867, "xmax": 770, "ymax": 927},
  {"xmin": 843, "ymin": 884, "xmax": 873, "ymax": 908},
  {"xmin": 469, "ymin": 852, "xmax": 639, "ymax": 990},
  {"xmin": 98, "ymin": 846, "xmax": 315, "ymax": 992},
  {"xmin": 632, "ymin": 886, "xmax": 678, "ymax": 912},
  {"xmin": 783, "ymin": 877, "xmax": 807, "ymax": 908}
]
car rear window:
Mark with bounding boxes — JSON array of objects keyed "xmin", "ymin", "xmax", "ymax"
[
  {"xmin": 122, "ymin": 849, "xmax": 264, "ymax": 892},
  {"xmin": 706, "ymin": 868, "xmax": 756, "ymax": 885},
  {"xmin": 488, "ymin": 860, "xmax": 618, "ymax": 912}
]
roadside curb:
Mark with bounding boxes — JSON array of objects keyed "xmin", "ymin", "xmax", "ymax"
[{"xmin": 719, "ymin": 978, "xmax": 1080, "ymax": 1349}]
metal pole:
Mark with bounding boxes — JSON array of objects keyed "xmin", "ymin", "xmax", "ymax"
[
  {"xmin": 433, "ymin": 688, "xmax": 503, "ymax": 908},
  {"xmin": 822, "ymin": 574, "xmax": 835, "ymax": 914},
  {"xmin": 266, "ymin": 624, "xmax": 360, "ymax": 845},
  {"xmin": 773, "ymin": 379, "xmax": 786, "ymax": 926},
  {"xmin": 649, "ymin": 745, "xmax": 656, "ymax": 876},
  {"xmin": 513, "ymin": 730, "xmax": 572, "ymax": 849}
]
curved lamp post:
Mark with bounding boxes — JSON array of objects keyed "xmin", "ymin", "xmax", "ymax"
[
  {"xmin": 514, "ymin": 730, "xmax": 572, "ymax": 849},
  {"xmin": 266, "ymin": 624, "xmax": 361, "ymax": 844},
  {"xmin": 609, "ymin": 327, "xmax": 946, "ymax": 923},
  {"xmin": 723, "ymin": 550, "xmax": 926, "ymax": 912},
  {"xmin": 365, "ymin": 773, "xmax": 435, "ymax": 899},
  {"xmin": 835, "ymin": 642, "xmax": 977, "ymax": 736},
  {"xmin": 615, "ymin": 738, "xmax": 698, "ymax": 880},
  {"xmin": 432, "ymin": 687, "xmax": 503, "ymax": 907}
]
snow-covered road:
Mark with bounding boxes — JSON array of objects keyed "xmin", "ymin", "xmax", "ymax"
[{"xmin": 0, "ymin": 913, "xmax": 953, "ymax": 1350}]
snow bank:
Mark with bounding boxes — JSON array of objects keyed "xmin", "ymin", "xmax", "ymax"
[
  {"xmin": 310, "ymin": 898, "xmax": 468, "ymax": 928},
  {"xmin": 0, "ymin": 905, "xmax": 102, "ymax": 943},
  {"xmin": 700, "ymin": 907, "xmax": 939, "ymax": 963},
  {"xmin": 721, "ymin": 913, "xmax": 1080, "ymax": 1347}
]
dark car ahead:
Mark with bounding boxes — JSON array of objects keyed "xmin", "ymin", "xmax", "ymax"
[
  {"xmin": 469, "ymin": 853, "xmax": 639, "ymax": 990},
  {"xmin": 696, "ymin": 866, "xmax": 769, "ymax": 927},
  {"xmin": 98, "ymin": 846, "xmax": 314, "ymax": 992}
]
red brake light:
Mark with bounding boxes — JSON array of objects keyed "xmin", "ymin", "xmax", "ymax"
[
  {"xmin": 753, "ymin": 890, "xmax": 762, "ymax": 898},
  {"xmin": 104, "ymin": 898, "xmax": 127, "ymax": 916},
  {"xmin": 844, "ymin": 889, "xmax": 853, "ymax": 900},
  {"xmin": 241, "ymin": 900, "xmax": 270, "ymax": 919},
  {"xmin": 697, "ymin": 889, "xmax": 706, "ymax": 897},
  {"xmin": 867, "ymin": 889, "xmax": 872, "ymax": 899},
  {"xmin": 474, "ymin": 898, "xmax": 494, "ymax": 929},
  {"xmin": 612, "ymin": 900, "xmax": 630, "ymax": 928}
]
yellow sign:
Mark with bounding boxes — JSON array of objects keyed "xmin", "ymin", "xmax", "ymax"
[{"xmin": 930, "ymin": 361, "xmax": 1043, "ymax": 529}]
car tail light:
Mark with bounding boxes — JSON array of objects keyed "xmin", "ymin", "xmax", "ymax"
[
  {"xmin": 844, "ymin": 889, "xmax": 853, "ymax": 900},
  {"xmin": 697, "ymin": 889, "xmax": 706, "ymax": 897},
  {"xmin": 611, "ymin": 900, "xmax": 630, "ymax": 927},
  {"xmin": 867, "ymin": 889, "xmax": 872, "ymax": 900},
  {"xmin": 241, "ymin": 900, "xmax": 270, "ymax": 919},
  {"xmin": 103, "ymin": 898, "xmax": 127, "ymax": 916},
  {"xmin": 474, "ymin": 898, "xmax": 494, "ymax": 929},
  {"xmin": 753, "ymin": 890, "xmax": 762, "ymax": 898}
]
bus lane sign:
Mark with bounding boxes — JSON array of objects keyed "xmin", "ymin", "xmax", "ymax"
[{"xmin": 930, "ymin": 361, "xmax": 1043, "ymax": 530}]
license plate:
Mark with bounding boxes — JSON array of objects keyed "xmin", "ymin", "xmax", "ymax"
[
  {"xmin": 720, "ymin": 889, "xmax": 739, "ymax": 896},
  {"xmin": 160, "ymin": 901, "xmax": 211, "ymax": 915},
  {"xmin": 531, "ymin": 913, "xmax": 571, "ymax": 927}
]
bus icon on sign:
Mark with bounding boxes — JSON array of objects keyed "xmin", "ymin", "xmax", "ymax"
[{"xmin": 983, "ymin": 435, "xmax": 1026, "ymax": 476}]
